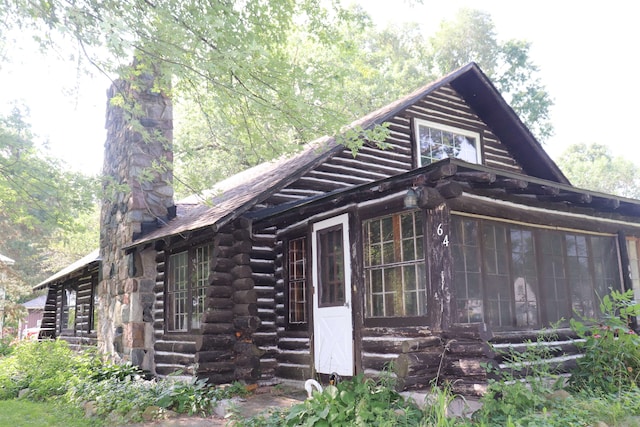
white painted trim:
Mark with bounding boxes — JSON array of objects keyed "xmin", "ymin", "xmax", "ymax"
[{"xmin": 457, "ymin": 193, "xmax": 640, "ymax": 230}]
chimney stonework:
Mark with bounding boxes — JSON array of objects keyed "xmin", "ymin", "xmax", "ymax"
[{"xmin": 98, "ymin": 71, "xmax": 173, "ymax": 371}]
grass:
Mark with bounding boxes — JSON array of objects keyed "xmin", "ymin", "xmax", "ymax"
[{"xmin": 0, "ymin": 400, "xmax": 99, "ymax": 427}]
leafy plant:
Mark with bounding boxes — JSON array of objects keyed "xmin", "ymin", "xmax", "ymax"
[
  {"xmin": 0, "ymin": 336, "xmax": 15, "ymax": 357},
  {"xmin": 474, "ymin": 331, "xmax": 562, "ymax": 425},
  {"xmin": 283, "ymin": 375, "xmax": 423, "ymax": 427},
  {"xmin": 568, "ymin": 289, "xmax": 640, "ymax": 394}
]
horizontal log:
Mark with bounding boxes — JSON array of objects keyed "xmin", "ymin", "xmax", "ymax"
[
  {"xmin": 363, "ymin": 326, "xmax": 433, "ymax": 338},
  {"xmin": 209, "ymin": 271, "xmax": 233, "ymax": 286},
  {"xmin": 233, "ymin": 228, "xmax": 251, "ymax": 241},
  {"xmin": 198, "ymin": 371, "xmax": 237, "ymax": 385},
  {"xmin": 234, "ymin": 341, "xmax": 265, "ymax": 357},
  {"xmin": 155, "ymin": 340, "xmax": 196, "ymax": 353},
  {"xmin": 394, "ymin": 350, "xmax": 444, "ymax": 378},
  {"xmin": 446, "ymin": 339, "xmax": 495, "ymax": 358},
  {"xmin": 232, "ymin": 240, "xmax": 252, "ymax": 254},
  {"xmin": 233, "ymin": 303, "xmax": 258, "ymax": 317},
  {"xmin": 418, "ymin": 186, "xmax": 444, "ymax": 209},
  {"xmin": 443, "ymin": 323, "xmax": 493, "ymax": 341},
  {"xmin": 196, "ymin": 360, "xmax": 237, "ymax": 373},
  {"xmin": 232, "ymin": 253, "xmax": 251, "ymax": 265},
  {"xmin": 234, "ymin": 315, "xmax": 261, "ymax": 332},
  {"xmin": 361, "ymin": 339, "xmax": 404, "ymax": 353},
  {"xmin": 278, "ymin": 340, "xmax": 310, "ymax": 351},
  {"xmin": 276, "ymin": 351, "xmax": 312, "ymax": 366},
  {"xmin": 206, "ymin": 297, "xmax": 234, "ymax": 309},
  {"xmin": 214, "ymin": 232, "xmax": 235, "ymax": 247},
  {"xmin": 233, "ymin": 278, "xmax": 255, "ymax": 290},
  {"xmin": 234, "ymin": 289, "xmax": 257, "ymax": 304},
  {"xmin": 201, "ymin": 309, "xmax": 233, "ymax": 323},
  {"xmin": 401, "ymin": 336, "xmax": 443, "ymax": 353},
  {"xmin": 455, "ymin": 171, "xmax": 496, "ymax": 184},
  {"xmin": 231, "ymin": 265, "xmax": 252, "ymax": 279},
  {"xmin": 427, "ymin": 163, "xmax": 457, "ymax": 182},
  {"xmin": 206, "ymin": 285, "xmax": 233, "ymax": 298},
  {"xmin": 444, "ymin": 357, "xmax": 496, "ymax": 377},
  {"xmin": 195, "ymin": 333, "xmax": 236, "ymax": 351},
  {"xmin": 449, "ymin": 380, "xmax": 488, "ymax": 397},
  {"xmin": 361, "ymin": 355, "xmax": 395, "ymax": 372},
  {"xmin": 199, "ymin": 322, "xmax": 235, "ymax": 336},
  {"xmin": 154, "ymin": 352, "xmax": 194, "ymax": 366},
  {"xmin": 394, "ymin": 374, "xmax": 435, "ymax": 391},
  {"xmin": 275, "ymin": 365, "xmax": 312, "ymax": 382},
  {"xmin": 235, "ymin": 366, "xmax": 260, "ymax": 381},
  {"xmin": 194, "ymin": 350, "xmax": 235, "ymax": 364},
  {"xmin": 211, "ymin": 257, "xmax": 236, "ymax": 273}
]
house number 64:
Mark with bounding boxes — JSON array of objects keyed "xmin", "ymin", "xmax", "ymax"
[{"xmin": 436, "ymin": 223, "xmax": 449, "ymax": 247}]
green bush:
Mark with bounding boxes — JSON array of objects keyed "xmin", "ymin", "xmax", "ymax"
[
  {"xmin": 282, "ymin": 375, "xmax": 423, "ymax": 427},
  {"xmin": 568, "ymin": 289, "xmax": 640, "ymax": 394},
  {"xmin": 0, "ymin": 336, "xmax": 15, "ymax": 357},
  {"xmin": 0, "ymin": 339, "xmax": 91, "ymax": 400}
]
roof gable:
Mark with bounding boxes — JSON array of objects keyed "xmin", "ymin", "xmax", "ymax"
[{"xmin": 131, "ymin": 63, "xmax": 568, "ymax": 246}]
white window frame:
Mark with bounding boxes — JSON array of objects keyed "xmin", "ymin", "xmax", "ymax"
[{"xmin": 413, "ymin": 118, "xmax": 481, "ymax": 167}]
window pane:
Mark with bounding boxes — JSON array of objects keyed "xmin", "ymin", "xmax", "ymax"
[
  {"xmin": 540, "ymin": 231, "xmax": 570, "ymax": 324},
  {"xmin": 168, "ymin": 251, "xmax": 188, "ymax": 332},
  {"xmin": 318, "ymin": 227, "xmax": 345, "ymax": 307},
  {"xmin": 288, "ymin": 238, "xmax": 307, "ymax": 324},
  {"xmin": 418, "ymin": 123, "xmax": 478, "ymax": 166},
  {"xmin": 364, "ymin": 211, "xmax": 426, "ymax": 318}
]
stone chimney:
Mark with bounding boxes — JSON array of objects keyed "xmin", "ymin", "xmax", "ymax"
[{"xmin": 98, "ymin": 68, "xmax": 173, "ymax": 370}]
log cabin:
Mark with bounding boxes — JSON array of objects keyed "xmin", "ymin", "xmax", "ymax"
[{"xmin": 36, "ymin": 62, "xmax": 640, "ymax": 395}]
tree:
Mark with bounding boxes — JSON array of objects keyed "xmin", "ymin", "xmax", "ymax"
[
  {"xmin": 556, "ymin": 143, "xmax": 640, "ymax": 199},
  {"xmin": 429, "ymin": 8, "xmax": 553, "ymax": 141},
  {"xmin": 0, "ymin": 106, "xmax": 96, "ymax": 286}
]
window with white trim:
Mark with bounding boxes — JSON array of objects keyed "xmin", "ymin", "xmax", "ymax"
[
  {"xmin": 414, "ymin": 119, "xmax": 480, "ymax": 166},
  {"xmin": 166, "ymin": 244, "xmax": 211, "ymax": 332}
]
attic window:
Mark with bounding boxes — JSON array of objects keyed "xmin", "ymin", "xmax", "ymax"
[{"xmin": 414, "ymin": 119, "xmax": 480, "ymax": 166}]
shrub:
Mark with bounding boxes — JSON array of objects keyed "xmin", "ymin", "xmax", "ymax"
[
  {"xmin": 0, "ymin": 339, "xmax": 91, "ymax": 400},
  {"xmin": 568, "ymin": 289, "xmax": 640, "ymax": 394},
  {"xmin": 283, "ymin": 375, "xmax": 423, "ymax": 427},
  {"xmin": 0, "ymin": 336, "xmax": 15, "ymax": 357},
  {"xmin": 474, "ymin": 332, "xmax": 562, "ymax": 426}
]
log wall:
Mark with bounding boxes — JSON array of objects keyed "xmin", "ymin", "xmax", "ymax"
[
  {"xmin": 38, "ymin": 267, "xmax": 99, "ymax": 349},
  {"xmin": 262, "ymin": 85, "xmax": 521, "ymax": 208}
]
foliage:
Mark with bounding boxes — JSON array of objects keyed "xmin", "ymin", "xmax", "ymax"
[
  {"xmin": 568, "ymin": 288, "xmax": 640, "ymax": 394},
  {"xmin": 0, "ymin": 339, "xmax": 93, "ymax": 400},
  {"xmin": 0, "ymin": 399, "xmax": 96, "ymax": 427},
  {"xmin": 0, "ymin": 106, "xmax": 97, "ymax": 291},
  {"xmin": 428, "ymin": 8, "xmax": 553, "ymax": 141},
  {"xmin": 557, "ymin": 142, "xmax": 640, "ymax": 198},
  {"xmin": 0, "ymin": 336, "xmax": 15, "ymax": 357},
  {"xmin": 473, "ymin": 332, "xmax": 562, "ymax": 426},
  {"xmin": 277, "ymin": 375, "xmax": 423, "ymax": 426}
]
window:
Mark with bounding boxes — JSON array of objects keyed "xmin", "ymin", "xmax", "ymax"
[
  {"xmin": 364, "ymin": 211, "xmax": 426, "ymax": 317},
  {"xmin": 414, "ymin": 119, "xmax": 480, "ymax": 166},
  {"xmin": 626, "ymin": 238, "xmax": 640, "ymax": 301},
  {"xmin": 287, "ymin": 237, "xmax": 307, "ymax": 325},
  {"xmin": 61, "ymin": 285, "xmax": 77, "ymax": 333},
  {"xmin": 317, "ymin": 226, "xmax": 345, "ymax": 307},
  {"xmin": 452, "ymin": 215, "xmax": 622, "ymax": 328},
  {"xmin": 90, "ymin": 282, "xmax": 99, "ymax": 333},
  {"xmin": 166, "ymin": 244, "xmax": 211, "ymax": 332}
]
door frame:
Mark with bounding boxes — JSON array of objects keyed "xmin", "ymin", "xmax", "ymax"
[{"xmin": 311, "ymin": 213, "xmax": 354, "ymax": 376}]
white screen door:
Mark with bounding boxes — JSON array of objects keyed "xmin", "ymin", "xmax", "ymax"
[{"xmin": 312, "ymin": 213, "xmax": 354, "ymax": 376}]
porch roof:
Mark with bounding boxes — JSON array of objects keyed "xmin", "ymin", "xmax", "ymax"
[{"xmin": 33, "ymin": 249, "xmax": 101, "ymax": 291}]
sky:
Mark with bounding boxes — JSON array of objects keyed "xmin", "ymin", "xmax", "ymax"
[{"xmin": 0, "ymin": 1, "xmax": 638, "ymax": 175}]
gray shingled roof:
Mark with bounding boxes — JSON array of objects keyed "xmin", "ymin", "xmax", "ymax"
[{"xmin": 34, "ymin": 249, "xmax": 100, "ymax": 290}]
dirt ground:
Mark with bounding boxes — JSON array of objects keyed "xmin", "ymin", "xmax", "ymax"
[{"xmin": 129, "ymin": 386, "xmax": 306, "ymax": 427}]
